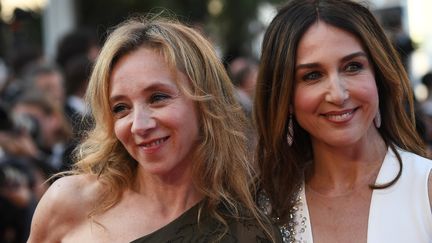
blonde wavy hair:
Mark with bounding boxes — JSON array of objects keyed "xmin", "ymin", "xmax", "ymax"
[{"xmin": 71, "ymin": 16, "xmax": 273, "ymax": 239}]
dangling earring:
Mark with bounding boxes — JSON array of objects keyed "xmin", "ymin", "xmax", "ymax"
[
  {"xmin": 374, "ymin": 109, "xmax": 381, "ymax": 128},
  {"xmin": 287, "ymin": 112, "xmax": 294, "ymax": 146}
]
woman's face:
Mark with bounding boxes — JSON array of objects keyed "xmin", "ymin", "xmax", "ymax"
[
  {"xmin": 109, "ymin": 47, "xmax": 200, "ymax": 176},
  {"xmin": 293, "ymin": 22, "xmax": 379, "ymax": 148}
]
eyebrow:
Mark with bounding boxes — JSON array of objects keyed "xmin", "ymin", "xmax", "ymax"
[
  {"xmin": 109, "ymin": 81, "xmax": 177, "ymax": 104},
  {"xmin": 295, "ymin": 51, "xmax": 368, "ymax": 71}
]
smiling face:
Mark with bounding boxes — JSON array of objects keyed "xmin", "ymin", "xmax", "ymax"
[
  {"xmin": 109, "ymin": 47, "xmax": 200, "ymax": 176},
  {"xmin": 293, "ymin": 22, "xmax": 379, "ymax": 148}
]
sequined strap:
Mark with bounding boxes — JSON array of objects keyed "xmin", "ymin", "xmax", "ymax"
[{"xmin": 257, "ymin": 186, "xmax": 310, "ymax": 243}]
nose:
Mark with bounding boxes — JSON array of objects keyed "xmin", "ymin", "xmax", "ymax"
[
  {"xmin": 131, "ymin": 106, "xmax": 156, "ymax": 135},
  {"xmin": 325, "ymin": 74, "xmax": 349, "ymax": 105}
]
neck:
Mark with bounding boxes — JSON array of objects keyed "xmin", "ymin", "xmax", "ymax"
[
  {"xmin": 131, "ymin": 165, "xmax": 203, "ymax": 217},
  {"xmin": 307, "ymin": 127, "xmax": 387, "ymax": 196}
]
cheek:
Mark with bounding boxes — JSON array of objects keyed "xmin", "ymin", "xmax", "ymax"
[
  {"xmin": 170, "ymin": 99, "xmax": 200, "ymax": 133},
  {"xmin": 178, "ymin": 115, "xmax": 199, "ymax": 144},
  {"xmin": 293, "ymin": 85, "xmax": 321, "ymax": 115},
  {"xmin": 113, "ymin": 120, "xmax": 128, "ymax": 144},
  {"xmin": 352, "ymin": 77, "xmax": 379, "ymax": 104},
  {"xmin": 173, "ymin": 111, "xmax": 198, "ymax": 136}
]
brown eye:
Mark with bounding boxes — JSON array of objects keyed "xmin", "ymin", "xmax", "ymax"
[
  {"xmin": 303, "ymin": 71, "xmax": 322, "ymax": 81},
  {"xmin": 345, "ymin": 62, "xmax": 363, "ymax": 73}
]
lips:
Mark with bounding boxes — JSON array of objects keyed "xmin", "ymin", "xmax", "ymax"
[{"xmin": 322, "ymin": 108, "xmax": 357, "ymax": 123}]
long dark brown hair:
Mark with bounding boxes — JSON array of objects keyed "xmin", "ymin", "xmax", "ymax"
[{"xmin": 254, "ymin": 0, "xmax": 425, "ymax": 223}]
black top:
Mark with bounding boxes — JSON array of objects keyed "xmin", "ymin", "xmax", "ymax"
[{"xmin": 131, "ymin": 201, "xmax": 282, "ymax": 243}]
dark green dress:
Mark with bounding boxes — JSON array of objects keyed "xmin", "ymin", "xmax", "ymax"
[{"xmin": 130, "ymin": 201, "xmax": 282, "ymax": 243}]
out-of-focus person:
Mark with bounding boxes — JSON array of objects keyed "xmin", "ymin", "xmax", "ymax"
[
  {"xmin": 55, "ymin": 28, "xmax": 100, "ymax": 70},
  {"xmin": 23, "ymin": 63, "xmax": 66, "ymax": 109},
  {"xmin": 0, "ymin": 104, "xmax": 43, "ymax": 243},
  {"xmin": 11, "ymin": 91, "xmax": 72, "ymax": 173},
  {"xmin": 228, "ymin": 57, "xmax": 258, "ymax": 118}
]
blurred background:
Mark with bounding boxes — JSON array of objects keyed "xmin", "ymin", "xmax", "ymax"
[
  {"xmin": 0, "ymin": 0, "xmax": 431, "ymax": 242},
  {"xmin": 0, "ymin": 0, "xmax": 431, "ymax": 83}
]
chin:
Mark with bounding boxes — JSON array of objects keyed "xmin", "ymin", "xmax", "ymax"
[
  {"xmin": 142, "ymin": 165, "xmax": 173, "ymax": 175},
  {"xmin": 328, "ymin": 136, "xmax": 368, "ymax": 148},
  {"xmin": 141, "ymin": 162, "xmax": 189, "ymax": 178}
]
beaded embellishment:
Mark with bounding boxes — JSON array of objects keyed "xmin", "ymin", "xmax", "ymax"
[{"xmin": 258, "ymin": 186, "xmax": 308, "ymax": 243}]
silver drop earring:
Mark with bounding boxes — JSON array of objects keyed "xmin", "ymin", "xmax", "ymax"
[
  {"xmin": 374, "ymin": 109, "xmax": 381, "ymax": 128},
  {"xmin": 287, "ymin": 113, "xmax": 294, "ymax": 146}
]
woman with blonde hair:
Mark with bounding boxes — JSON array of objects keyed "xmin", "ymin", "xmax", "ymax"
[
  {"xmin": 255, "ymin": 0, "xmax": 432, "ymax": 242},
  {"xmin": 28, "ymin": 16, "xmax": 280, "ymax": 242}
]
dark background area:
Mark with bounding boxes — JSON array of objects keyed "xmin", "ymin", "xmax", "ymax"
[{"xmin": 0, "ymin": 0, "xmax": 287, "ymax": 68}]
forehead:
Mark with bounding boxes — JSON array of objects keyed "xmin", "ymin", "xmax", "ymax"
[
  {"xmin": 297, "ymin": 22, "xmax": 364, "ymax": 61},
  {"xmin": 113, "ymin": 48, "xmax": 167, "ymax": 78},
  {"xmin": 109, "ymin": 47, "xmax": 191, "ymax": 97}
]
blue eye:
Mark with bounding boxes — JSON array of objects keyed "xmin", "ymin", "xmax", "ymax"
[
  {"xmin": 150, "ymin": 93, "xmax": 170, "ymax": 104},
  {"xmin": 345, "ymin": 62, "xmax": 363, "ymax": 73},
  {"xmin": 112, "ymin": 104, "xmax": 127, "ymax": 114}
]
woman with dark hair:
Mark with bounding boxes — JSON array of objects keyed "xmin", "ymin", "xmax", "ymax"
[{"xmin": 255, "ymin": 0, "xmax": 432, "ymax": 242}]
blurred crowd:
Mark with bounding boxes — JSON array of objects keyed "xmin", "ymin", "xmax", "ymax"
[{"xmin": 0, "ymin": 28, "xmax": 98, "ymax": 243}]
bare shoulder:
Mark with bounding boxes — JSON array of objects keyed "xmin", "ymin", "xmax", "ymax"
[{"xmin": 28, "ymin": 174, "xmax": 102, "ymax": 242}]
